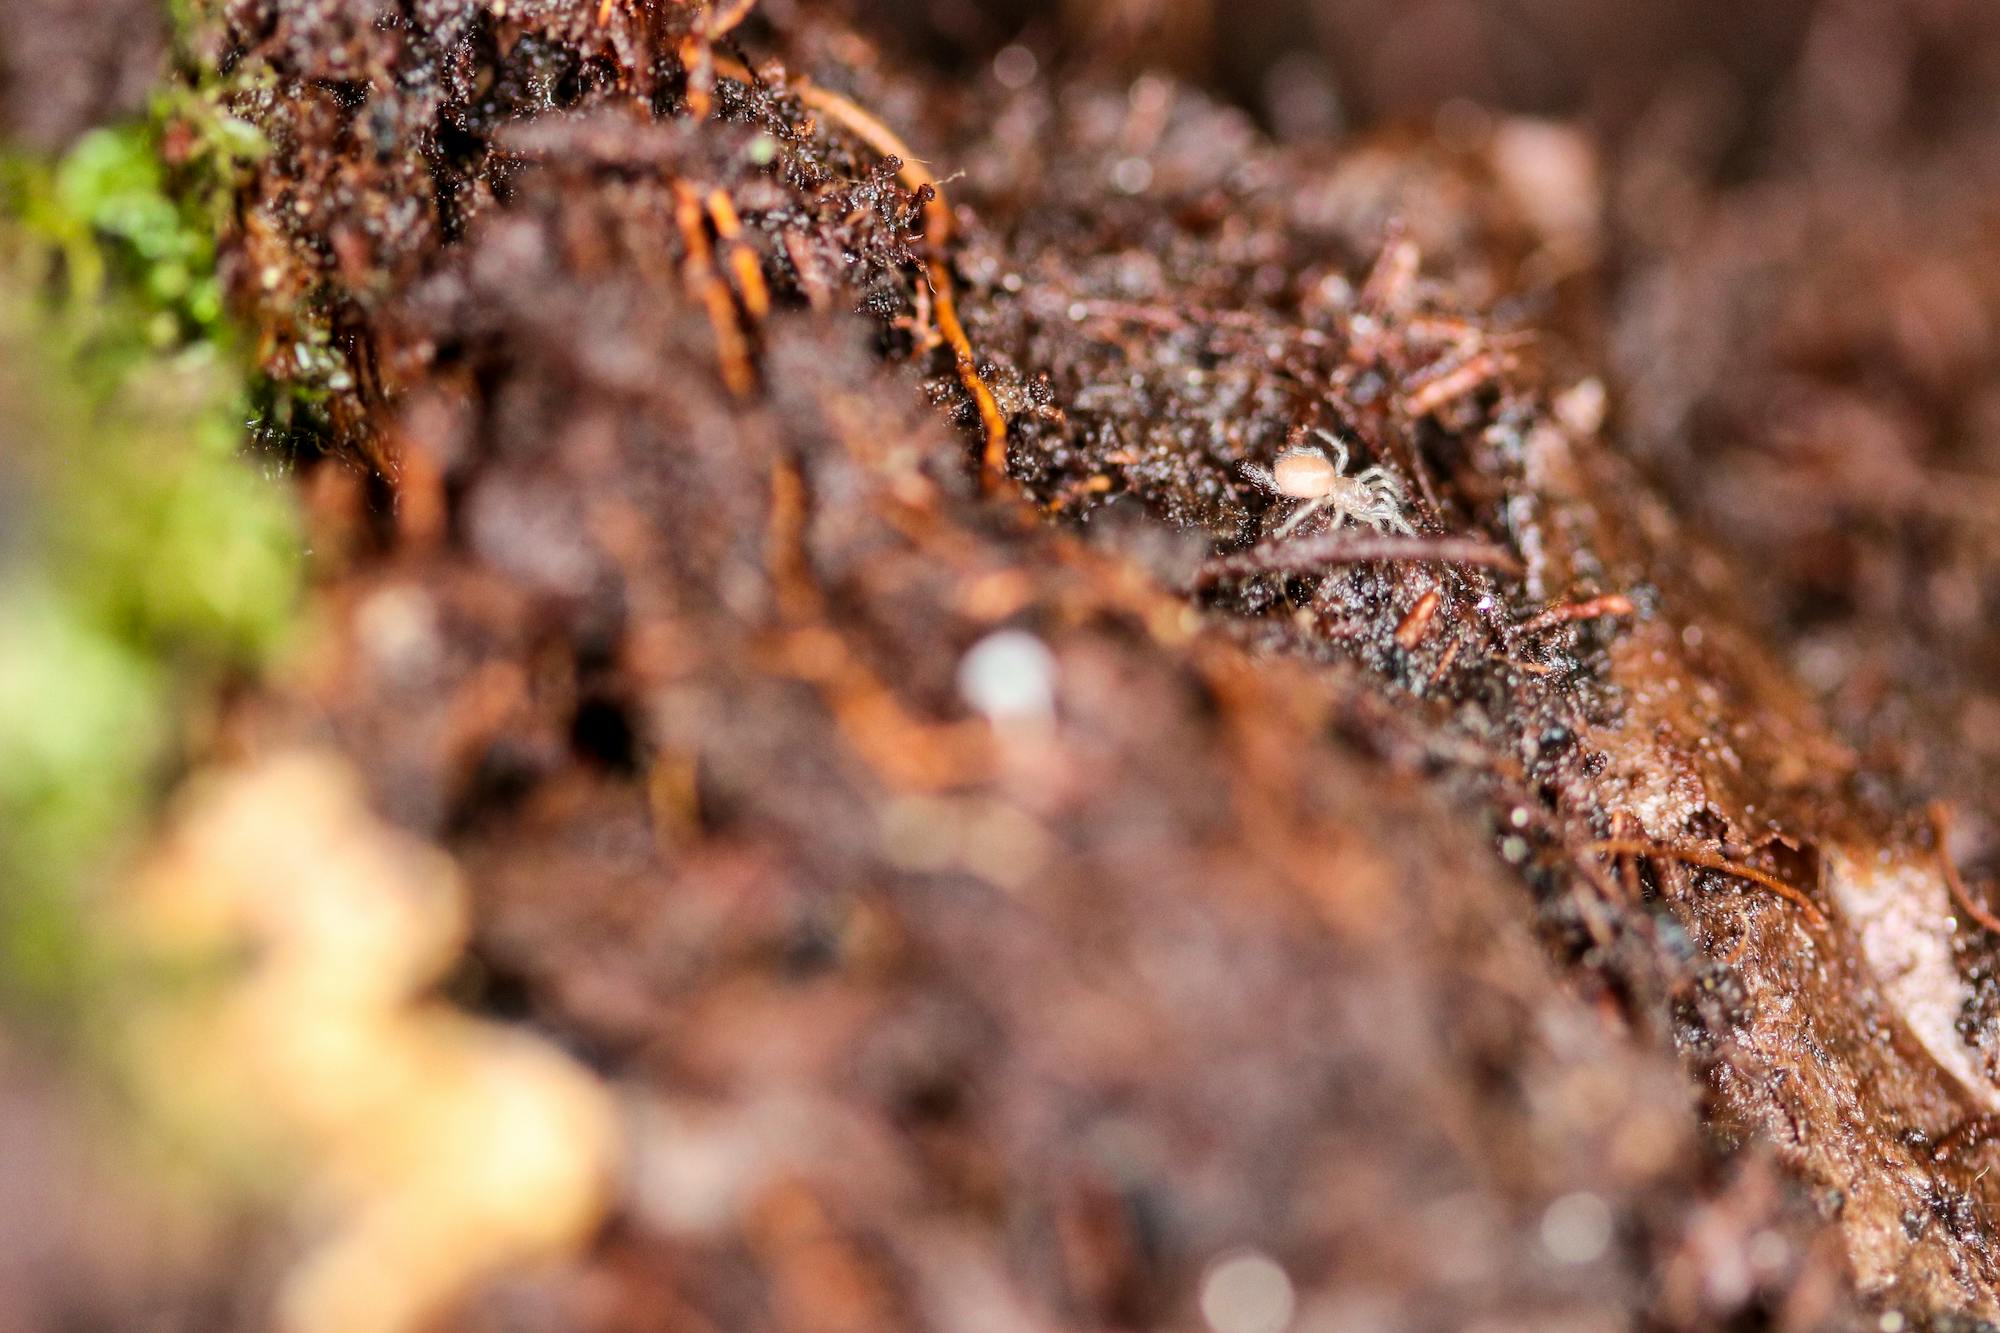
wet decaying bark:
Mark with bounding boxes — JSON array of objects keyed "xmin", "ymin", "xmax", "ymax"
[{"xmin": 74, "ymin": 0, "xmax": 2000, "ymax": 1327}]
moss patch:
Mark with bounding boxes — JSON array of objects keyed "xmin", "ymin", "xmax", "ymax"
[{"xmin": 0, "ymin": 101, "xmax": 298, "ymax": 1017}]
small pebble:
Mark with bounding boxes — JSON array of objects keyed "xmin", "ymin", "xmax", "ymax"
[
  {"xmin": 992, "ymin": 44, "xmax": 1038, "ymax": 90},
  {"xmin": 957, "ymin": 629, "xmax": 1058, "ymax": 724},
  {"xmin": 1541, "ymin": 1192, "xmax": 1613, "ymax": 1265},
  {"xmin": 1200, "ymin": 1249, "xmax": 1295, "ymax": 1333}
]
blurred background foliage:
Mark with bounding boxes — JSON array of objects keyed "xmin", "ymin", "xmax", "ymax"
[{"xmin": 0, "ymin": 87, "xmax": 300, "ymax": 1024}]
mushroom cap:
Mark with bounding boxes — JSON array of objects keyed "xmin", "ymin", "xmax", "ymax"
[{"xmin": 1270, "ymin": 447, "xmax": 1339, "ymax": 498}]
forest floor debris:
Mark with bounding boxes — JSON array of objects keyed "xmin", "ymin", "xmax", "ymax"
[{"xmin": 6, "ymin": 0, "xmax": 2000, "ymax": 1329}]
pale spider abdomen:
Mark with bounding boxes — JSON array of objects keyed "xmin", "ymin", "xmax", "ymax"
[{"xmin": 1270, "ymin": 447, "xmax": 1340, "ymax": 499}]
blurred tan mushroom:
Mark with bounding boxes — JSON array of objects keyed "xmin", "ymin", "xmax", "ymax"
[{"xmin": 118, "ymin": 751, "xmax": 619, "ymax": 1333}]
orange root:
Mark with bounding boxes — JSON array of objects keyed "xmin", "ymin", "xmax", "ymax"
[
  {"xmin": 672, "ymin": 182, "xmax": 756, "ymax": 398},
  {"xmin": 1587, "ymin": 839, "xmax": 1827, "ymax": 927},
  {"xmin": 706, "ymin": 189, "xmax": 771, "ymax": 323},
  {"xmin": 711, "ymin": 55, "xmax": 1011, "ymax": 483},
  {"xmin": 1931, "ymin": 803, "xmax": 2000, "ymax": 935}
]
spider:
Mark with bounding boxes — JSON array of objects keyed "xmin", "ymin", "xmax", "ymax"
[{"xmin": 1241, "ymin": 430, "xmax": 1414, "ymax": 538}]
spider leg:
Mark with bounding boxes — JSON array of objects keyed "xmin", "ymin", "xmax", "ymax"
[
  {"xmin": 1365, "ymin": 471, "xmax": 1405, "ymax": 501},
  {"xmin": 1312, "ymin": 429, "xmax": 1350, "ymax": 474},
  {"xmin": 1275, "ymin": 495, "xmax": 1328, "ymax": 539}
]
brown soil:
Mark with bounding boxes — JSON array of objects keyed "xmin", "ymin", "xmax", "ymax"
[
  {"xmin": 18, "ymin": 0, "xmax": 2000, "ymax": 1329},
  {"xmin": 0, "ymin": 0, "xmax": 164, "ymax": 152}
]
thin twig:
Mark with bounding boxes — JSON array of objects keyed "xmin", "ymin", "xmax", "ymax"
[
  {"xmin": 680, "ymin": 35, "xmax": 715, "ymax": 120},
  {"xmin": 1050, "ymin": 297, "xmax": 1333, "ymax": 347},
  {"xmin": 1931, "ymin": 1113, "xmax": 2000, "ymax": 1165},
  {"xmin": 708, "ymin": 0, "xmax": 759, "ymax": 37},
  {"xmin": 1518, "ymin": 593, "xmax": 1635, "ymax": 636},
  {"xmin": 1394, "ymin": 588, "xmax": 1442, "ymax": 649},
  {"xmin": 1587, "ymin": 839, "xmax": 1827, "ymax": 926},
  {"xmin": 706, "ymin": 189, "xmax": 770, "ymax": 322},
  {"xmin": 672, "ymin": 182, "xmax": 755, "ymax": 397},
  {"xmin": 1399, "ymin": 348, "xmax": 1512, "ymax": 418},
  {"xmin": 1195, "ymin": 533, "xmax": 1524, "ymax": 586},
  {"xmin": 1359, "ymin": 235, "xmax": 1419, "ymax": 314},
  {"xmin": 711, "ymin": 56, "xmax": 1011, "ymax": 482},
  {"xmin": 764, "ymin": 457, "xmax": 990, "ymax": 790},
  {"xmin": 1931, "ymin": 803, "xmax": 2000, "ymax": 935}
]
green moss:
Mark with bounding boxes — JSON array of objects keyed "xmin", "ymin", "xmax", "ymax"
[
  {"xmin": 5, "ymin": 79, "xmax": 265, "ymax": 345},
  {"xmin": 0, "ymin": 96, "xmax": 299, "ymax": 1018}
]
